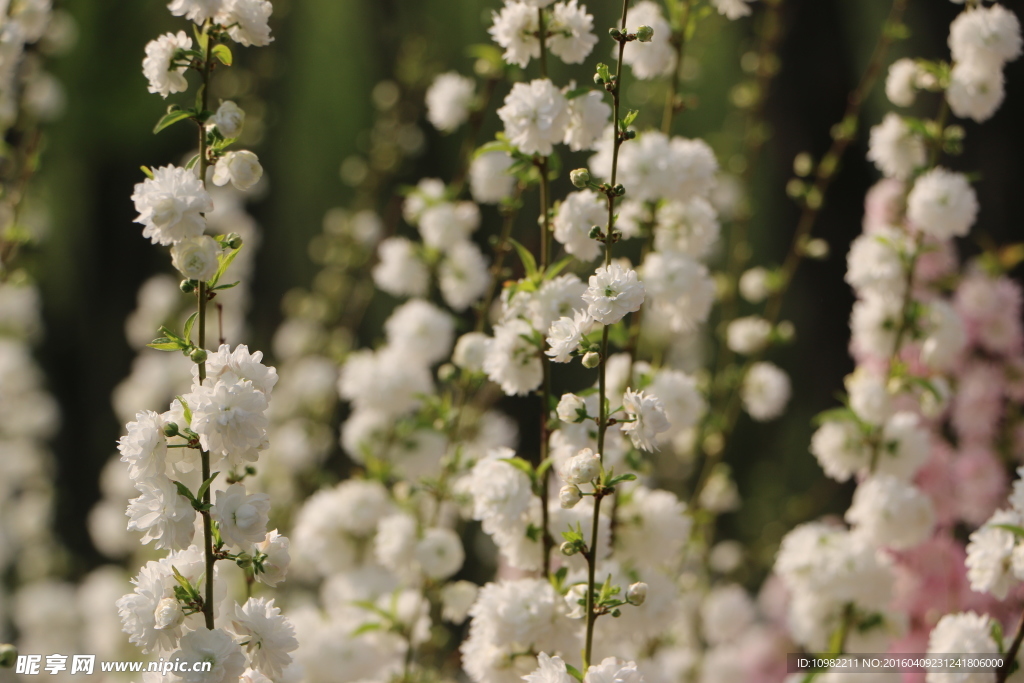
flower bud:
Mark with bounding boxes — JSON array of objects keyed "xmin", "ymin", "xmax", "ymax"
[
  {"xmin": 582, "ymin": 351, "xmax": 600, "ymax": 368},
  {"xmin": 556, "ymin": 393, "xmax": 587, "ymax": 423},
  {"xmin": 636, "ymin": 25, "xmax": 654, "ymax": 42},
  {"xmin": 570, "ymin": 168, "xmax": 591, "ymax": 188},
  {"xmin": 560, "ymin": 541, "xmax": 579, "ymax": 556},
  {"xmin": 613, "ymin": 184, "xmax": 625, "ymax": 196},
  {"xmin": 626, "ymin": 581, "xmax": 648, "ymax": 606},
  {"xmin": 163, "ymin": 422, "xmax": 180, "ymax": 437},
  {"xmin": 564, "ymin": 448, "xmax": 601, "ymax": 485},
  {"xmin": 153, "ymin": 597, "xmax": 185, "ymax": 630},
  {"xmin": 190, "ymin": 348, "xmax": 208, "ymax": 364},
  {"xmin": 560, "ymin": 484, "xmax": 582, "ymax": 509},
  {"xmin": 608, "ymin": 27, "xmax": 623, "ymax": 39},
  {"xmin": 593, "ymin": 73, "xmax": 604, "ymax": 85},
  {"xmin": 437, "ymin": 363, "xmax": 457, "ymax": 382},
  {"xmin": 225, "ymin": 233, "xmax": 244, "ymax": 250},
  {"xmin": 0, "ymin": 644, "xmax": 17, "ymax": 668},
  {"xmin": 180, "ymin": 279, "xmax": 197, "ymax": 294}
]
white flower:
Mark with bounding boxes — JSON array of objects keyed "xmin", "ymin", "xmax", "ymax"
[
  {"xmin": 925, "ymin": 612, "xmax": 998, "ymax": 682},
  {"xmin": 470, "ymin": 150, "xmax": 516, "ymax": 204},
  {"xmin": 497, "ymin": 79, "xmax": 570, "ymax": 156},
  {"xmin": 216, "ymin": 0, "xmax": 274, "ymax": 47},
  {"xmin": 583, "ymin": 263, "xmax": 645, "ymax": 325},
  {"xmin": 584, "ymin": 657, "xmax": 644, "ymax": 683},
  {"xmin": 877, "ymin": 411, "xmax": 930, "ymax": 480},
  {"xmin": 700, "ymin": 584, "xmax": 755, "ymax": 645},
  {"xmin": 440, "ymin": 241, "xmax": 491, "ymax": 312},
  {"xmin": 649, "ymin": 368, "xmax": 706, "ymax": 437},
  {"xmin": 810, "ymin": 420, "xmax": 868, "ymax": 483},
  {"xmin": 339, "ymin": 346, "xmax": 433, "ymax": 416},
  {"xmin": 426, "ymin": 71, "xmax": 476, "ymax": 132},
  {"xmin": 553, "ymin": 190, "xmax": 606, "ymax": 261},
  {"xmin": 170, "ymin": 628, "xmax": 247, "ymax": 683},
  {"xmin": 546, "ymin": 309, "xmax": 592, "ymax": 363},
  {"xmin": 132, "ymin": 165, "xmax": 213, "ymax": 246},
  {"xmin": 948, "ymin": 4, "xmax": 1022, "ymax": 66},
  {"xmin": 441, "ymin": 581, "xmax": 479, "ymax": 624},
  {"xmin": 653, "ymin": 197, "xmax": 721, "ymax": 259},
  {"xmin": 563, "ymin": 90, "xmax": 610, "ymax": 151},
  {"xmin": 548, "ymin": 1, "xmax": 598, "ymax": 64},
  {"xmin": 725, "ymin": 316, "xmax": 772, "ymax": 355},
  {"xmin": 385, "ymin": 299, "xmax": 455, "ymax": 366},
  {"xmin": 641, "ymin": 251, "xmax": 714, "ymax": 331},
  {"xmin": 564, "ymin": 447, "xmax": 601, "ymax": 485},
  {"xmin": 119, "ymin": 410, "xmax": 168, "ymax": 482},
  {"xmin": 483, "ymin": 318, "xmax": 543, "ymax": 396},
  {"xmin": 596, "ymin": 131, "xmax": 718, "ymax": 202},
  {"xmin": 292, "ymin": 480, "xmax": 392, "ymax": 575},
  {"xmin": 418, "ymin": 201, "xmax": 480, "ymax": 250},
  {"xmin": 867, "ymin": 113, "xmax": 926, "ymax": 180},
  {"xmin": 453, "ymin": 332, "xmax": 490, "ymax": 372},
  {"xmin": 416, "ymin": 527, "xmax": 465, "ymax": 580},
  {"xmin": 228, "ymin": 598, "xmax": 297, "ymax": 679},
  {"xmin": 616, "ymin": 486, "xmax": 691, "ymax": 566},
  {"xmin": 212, "ymin": 150, "xmax": 263, "ymax": 191},
  {"xmin": 211, "ymin": 483, "xmax": 270, "ymax": 548},
  {"xmin": 885, "ymin": 58, "xmax": 921, "ymax": 107},
  {"xmin": 947, "ymin": 58, "xmax": 1006, "ymax": 122},
  {"xmin": 619, "ymin": 1, "xmax": 674, "ymax": 79},
  {"xmin": 197, "ymin": 344, "xmax": 278, "ymax": 397},
  {"xmin": 741, "ymin": 361, "xmax": 790, "ymax": 422},
  {"xmin": 126, "ymin": 476, "xmax": 196, "ymax": 550},
  {"xmin": 252, "ymin": 529, "xmax": 290, "ymax": 586},
  {"xmin": 621, "ymin": 388, "xmax": 670, "ymax": 452},
  {"xmin": 489, "ymin": 1, "xmax": 539, "ymax": 68},
  {"xmin": 907, "ymin": 168, "xmax": 978, "ymax": 240},
  {"xmin": 711, "ymin": 0, "xmax": 754, "ymax": 20},
  {"xmin": 524, "ymin": 653, "xmax": 575, "ymax": 683},
  {"xmin": 739, "ymin": 266, "xmax": 771, "ymax": 302},
  {"xmin": 850, "ymin": 292, "xmax": 902, "ymax": 358},
  {"xmin": 373, "ymin": 237, "xmax": 429, "ymax": 298},
  {"xmin": 168, "ymin": 0, "xmax": 224, "ymax": 24},
  {"xmin": 846, "ymin": 475, "xmax": 934, "ymax": 549},
  {"xmin": 846, "ymin": 368, "xmax": 891, "ymax": 426},
  {"xmin": 845, "ymin": 226, "xmax": 909, "ymax": 298},
  {"xmin": 186, "ymin": 379, "xmax": 269, "ymax": 467},
  {"xmin": 171, "ymin": 235, "xmax": 221, "ymax": 282},
  {"xmin": 468, "ymin": 451, "xmax": 533, "ymax": 535},
  {"xmin": 965, "ymin": 508, "xmax": 1021, "ymax": 599},
  {"xmin": 556, "ymin": 393, "xmax": 586, "ymax": 423},
  {"xmin": 209, "ymin": 100, "xmax": 244, "ymax": 138},
  {"xmin": 142, "ymin": 31, "xmax": 191, "ymax": 98}
]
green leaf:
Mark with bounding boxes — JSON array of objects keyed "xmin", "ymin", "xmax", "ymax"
[
  {"xmin": 525, "ymin": 523, "xmax": 541, "ymax": 542},
  {"xmin": 171, "ymin": 566, "xmax": 196, "ymax": 597},
  {"xmin": 184, "ymin": 154, "xmax": 201, "ymax": 171},
  {"xmin": 196, "ymin": 472, "xmax": 220, "ymax": 501},
  {"xmin": 175, "ymin": 395, "xmax": 193, "ymax": 425},
  {"xmin": 212, "ymin": 43, "xmax": 232, "ymax": 66},
  {"xmin": 140, "ymin": 165, "xmax": 155, "ymax": 179},
  {"xmin": 595, "ymin": 63, "xmax": 611, "ymax": 82},
  {"xmin": 173, "ymin": 481, "xmax": 198, "ymax": 506},
  {"xmin": 606, "ymin": 473, "xmax": 637, "ymax": 487},
  {"xmin": 544, "ymin": 255, "xmax": 574, "ymax": 281},
  {"xmin": 211, "ymin": 281, "xmax": 240, "ymax": 291},
  {"xmin": 621, "ymin": 109, "xmax": 639, "ymax": 128},
  {"xmin": 195, "ymin": 83, "xmax": 206, "ymax": 114},
  {"xmin": 208, "ymin": 246, "xmax": 241, "ymax": 288},
  {"xmin": 499, "ymin": 456, "xmax": 535, "ymax": 479},
  {"xmin": 153, "ymin": 109, "xmax": 194, "ymax": 135},
  {"xmin": 474, "ymin": 139, "xmax": 515, "ymax": 158},
  {"xmin": 565, "ymin": 664, "xmax": 584, "ymax": 682},
  {"xmin": 148, "ymin": 340, "xmax": 185, "ymax": 351},
  {"xmin": 536, "ymin": 458, "xmax": 554, "ymax": 481},
  {"xmin": 183, "ymin": 312, "xmax": 198, "ymax": 346},
  {"xmin": 350, "ymin": 622, "xmax": 383, "ymax": 637},
  {"xmin": 992, "ymin": 523, "xmax": 1024, "ymax": 539},
  {"xmin": 508, "ymin": 238, "xmax": 539, "ymax": 280}
]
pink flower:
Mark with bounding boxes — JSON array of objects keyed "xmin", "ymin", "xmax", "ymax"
[
  {"xmin": 952, "ymin": 362, "xmax": 1005, "ymax": 446},
  {"xmin": 863, "ymin": 178, "xmax": 905, "ymax": 233},
  {"xmin": 953, "ymin": 445, "xmax": 1008, "ymax": 526},
  {"xmin": 914, "ymin": 441, "xmax": 958, "ymax": 528}
]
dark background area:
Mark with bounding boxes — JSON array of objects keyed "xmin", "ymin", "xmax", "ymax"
[{"xmin": 22, "ymin": 0, "xmax": 1024, "ymax": 578}]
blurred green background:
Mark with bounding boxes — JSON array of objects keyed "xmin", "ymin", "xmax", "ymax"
[{"xmin": 23, "ymin": 0, "xmax": 1024, "ymax": 578}]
